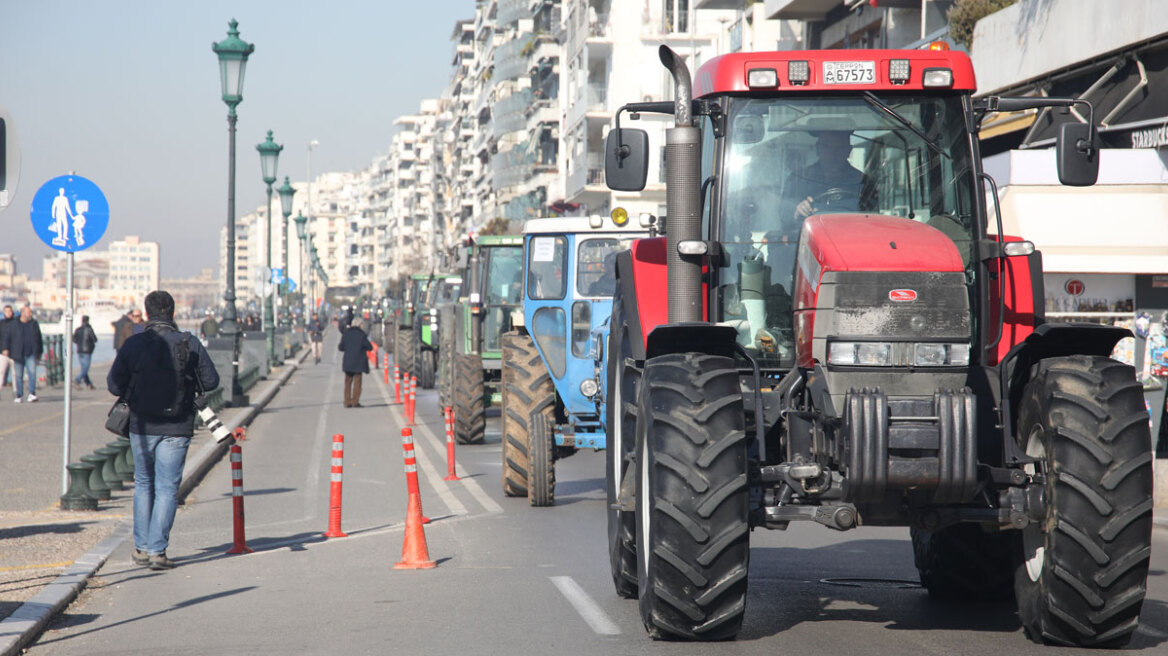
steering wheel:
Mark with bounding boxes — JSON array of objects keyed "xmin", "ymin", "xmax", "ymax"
[{"xmin": 812, "ymin": 187, "xmax": 862, "ymax": 208}]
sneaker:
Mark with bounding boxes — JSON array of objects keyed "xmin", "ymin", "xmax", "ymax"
[
  {"xmin": 148, "ymin": 553, "xmax": 177, "ymax": 570},
  {"xmin": 131, "ymin": 549, "xmax": 150, "ymax": 566},
  {"xmin": 13, "ymin": 397, "xmax": 21, "ymax": 404},
  {"xmin": 26, "ymin": 394, "xmax": 37, "ymax": 403}
]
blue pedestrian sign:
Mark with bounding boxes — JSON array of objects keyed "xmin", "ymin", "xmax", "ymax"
[{"xmin": 30, "ymin": 175, "xmax": 109, "ymax": 252}]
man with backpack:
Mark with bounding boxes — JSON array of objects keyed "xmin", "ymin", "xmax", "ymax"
[{"xmin": 108, "ymin": 291, "xmax": 219, "ymax": 571}]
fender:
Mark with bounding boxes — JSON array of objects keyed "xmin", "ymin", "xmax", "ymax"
[
  {"xmin": 999, "ymin": 322, "xmax": 1132, "ymax": 461},
  {"xmin": 617, "ymin": 237, "xmax": 712, "ymax": 360},
  {"xmin": 987, "ymin": 235, "xmax": 1045, "ymax": 366}
]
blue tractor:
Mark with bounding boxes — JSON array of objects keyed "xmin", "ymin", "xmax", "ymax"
[{"xmin": 500, "ymin": 214, "xmax": 651, "ymax": 506}]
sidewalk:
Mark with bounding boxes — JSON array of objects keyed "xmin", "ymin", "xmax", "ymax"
[{"xmin": 0, "ymin": 350, "xmax": 308, "ymax": 656}]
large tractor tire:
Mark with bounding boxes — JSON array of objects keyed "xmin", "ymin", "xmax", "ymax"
[
  {"xmin": 397, "ymin": 327, "xmax": 417, "ymax": 379},
  {"xmin": 453, "ymin": 353, "xmax": 486, "ymax": 444},
  {"xmin": 1014, "ymin": 355, "xmax": 1153, "ymax": 648},
  {"xmin": 528, "ymin": 412, "xmax": 556, "ymax": 506},
  {"xmin": 636, "ymin": 353, "xmax": 749, "ymax": 641},
  {"xmin": 500, "ymin": 332, "xmax": 554, "ymax": 497},
  {"xmin": 911, "ymin": 523, "xmax": 1017, "ymax": 601},
  {"xmin": 420, "ymin": 349, "xmax": 436, "ymax": 389},
  {"xmin": 606, "ymin": 286, "xmax": 639, "ymax": 599}
]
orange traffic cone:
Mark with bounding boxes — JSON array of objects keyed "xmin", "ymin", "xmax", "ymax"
[{"xmin": 394, "ymin": 490, "xmax": 437, "ymax": 570}]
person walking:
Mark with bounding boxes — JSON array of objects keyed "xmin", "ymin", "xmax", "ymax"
[
  {"xmin": 1, "ymin": 306, "xmax": 43, "ymax": 403},
  {"xmin": 107, "ymin": 291, "xmax": 219, "ymax": 571},
  {"xmin": 0, "ymin": 305, "xmax": 16, "ymax": 400},
  {"xmin": 339, "ymin": 318, "xmax": 372, "ymax": 408},
  {"xmin": 72, "ymin": 314, "xmax": 98, "ymax": 389},
  {"xmin": 199, "ymin": 311, "xmax": 219, "ymax": 341},
  {"xmin": 307, "ymin": 312, "xmax": 325, "ymax": 365},
  {"xmin": 112, "ymin": 309, "xmax": 134, "ymax": 352},
  {"xmin": 130, "ymin": 308, "xmax": 145, "ymax": 335}
]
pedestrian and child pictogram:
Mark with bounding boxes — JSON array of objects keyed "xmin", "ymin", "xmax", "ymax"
[{"xmin": 30, "ymin": 174, "xmax": 109, "ymax": 252}]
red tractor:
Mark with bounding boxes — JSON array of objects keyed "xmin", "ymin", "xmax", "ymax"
[{"xmin": 603, "ymin": 45, "xmax": 1153, "ymax": 646}]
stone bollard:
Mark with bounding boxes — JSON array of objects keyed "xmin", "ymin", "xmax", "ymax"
[
  {"xmin": 80, "ymin": 454, "xmax": 112, "ymax": 500},
  {"xmin": 111, "ymin": 439, "xmax": 134, "ymax": 482},
  {"xmin": 60, "ymin": 462, "xmax": 99, "ymax": 510},
  {"xmin": 95, "ymin": 446, "xmax": 125, "ymax": 490}
]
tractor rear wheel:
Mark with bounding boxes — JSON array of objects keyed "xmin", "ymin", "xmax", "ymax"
[
  {"xmin": 438, "ymin": 312, "xmax": 457, "ymax": 408},
  {"xmin": 397, "ymin": 327, "xmax": 417, "ymax": 379},
  {"xmin": 500, "ymin": 332, "xmax": 553, "ymax": 497},
  {"xmin": 453, "ymin": 353, "xmax": 486, "ymax": 444},
  {"xmin": 528, "ymin": 412, "xmax": 556, "ymax": 506},
  {"xmin": 911, "ymin": 523, "xmax": 1017, "ymax": 601},
  {"xmin": 1014, "ymin": 355, "xmax": 1153, "ymax": 648},
  {"xmin": 606, "ymin": 286, "xmax": 639, "ymax": 599},
  {"xmin": 420, "ymin": 349, "xmax": 435, "ymax": 389},
  {"xmin": 636, "ymin": 353, "xmax": 749, "ymax": 641}
]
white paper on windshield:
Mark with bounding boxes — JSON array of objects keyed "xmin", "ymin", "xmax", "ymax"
[{"xmin": 532, "ymin": 237, "xmax": 556, "ymax": 262}]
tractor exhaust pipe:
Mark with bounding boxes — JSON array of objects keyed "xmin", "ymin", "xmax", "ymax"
[{"xmin": 659, "ymin": 45, "xmax": 702, "ymax": 324}]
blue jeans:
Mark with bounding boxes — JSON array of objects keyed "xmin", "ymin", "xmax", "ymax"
[
  {"xmin": 130, "ymin": 433, "xmax": 191, "ymax": 555},
  {"xmin": 75, "ymin": 352, "xmax": 93, "ymax": 386},
  {"xmin": 12, "ymin": 354, "xmax": 37, "ymax": 397}
]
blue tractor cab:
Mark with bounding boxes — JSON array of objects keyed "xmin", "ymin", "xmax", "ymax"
[{"xmin": 500, "ymin": 214, "xmax": 650, "ymax": 506}]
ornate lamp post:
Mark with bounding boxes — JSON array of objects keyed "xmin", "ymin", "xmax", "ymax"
[
  {"xmin": 256, "ymin": 130, "xmax": 282, "ymax": 366},
  {"xmin": 212, "ymin": 19, "xmax": 254, "ymax": 407},
  {"xmin": 277, "ymin": 176, "xmax": 296, "ymax": 326},
  {"xmin": 294, "ymin": 212, "xmax": 308, "ymax": 320}
]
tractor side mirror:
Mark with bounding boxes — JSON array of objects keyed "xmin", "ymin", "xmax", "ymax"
[
  {"xmin": 605, "ymin": 128, "xmax": 649, "ymax": 192},
  {"xmin": 1056, "ymin": 122, "xmax": 1098, "ymax": 187}
]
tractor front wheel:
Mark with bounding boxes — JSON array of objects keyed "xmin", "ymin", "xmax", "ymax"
[
  {"xmin": 528, "ymin": 412, "xmax": 556, "ymax": 506},
  {"xmin": 1014, "ymin": 355, "xmax": 1153, "ymax": 648},
  {"xmin": 420, "ymin": 350, "xmax": 436, "ymax": 389},
  {"xmin": 636, "ymin": 353, "xmax": 749, "ymax": 641}
]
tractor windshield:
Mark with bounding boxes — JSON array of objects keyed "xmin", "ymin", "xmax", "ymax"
[
  {"xmin": 483, "ymin": 246, "xmax": 525, "ymax": 352},
  {"xmin": 717, "ymin": 94, "xmax": 977, "ymax": 366},
  {"xmin": 577, "ymin": 237, "xmax": 637, "ymax": 297}
]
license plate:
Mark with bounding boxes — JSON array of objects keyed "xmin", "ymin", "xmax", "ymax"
[{"xmin": 823, "ymin": 61, "xmax": 876, "ymax": 85}]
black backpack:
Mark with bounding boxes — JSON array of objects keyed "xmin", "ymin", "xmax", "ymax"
[{"xmin": 129, "ymin": 327, "xmax": 193, "ymax": 418}]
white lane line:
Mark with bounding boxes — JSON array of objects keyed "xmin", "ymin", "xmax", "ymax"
[
  {"xmin": 550, "ymin": 576, "xmax": 621, "ymax": 635},
  {"xmin": 375, "ymin": 374, "xmax": 469, "ymax": 517},
  {"xmin": 305, "ymin": 364, "xmax": 338, "ymax": 518}
]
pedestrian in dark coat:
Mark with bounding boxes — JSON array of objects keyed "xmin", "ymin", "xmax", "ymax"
[
  {"xmin": 2, "ymin": 306, "xmax": 44, "ymax": 402},
  {"xmin": 72, "ymin": 314, "xmax": 98, "ymax": 389},
  {"xmin": 338, "ymin": 319, "xmax": 372, "ymax": 408}
]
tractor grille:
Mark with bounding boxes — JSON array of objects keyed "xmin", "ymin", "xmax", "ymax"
[{"xmin": 819, "ymin": 271, "xmax": 970, "ymax": 341}]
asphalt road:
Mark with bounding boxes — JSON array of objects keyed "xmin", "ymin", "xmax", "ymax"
[{"xmin": 21, "ymin": 342, "xmax": 1168, "ymax": 655}]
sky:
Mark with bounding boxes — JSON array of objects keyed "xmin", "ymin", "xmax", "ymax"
[{"xmin": 0, "ymin": 0, "xmax": 471, "ymax": 279}]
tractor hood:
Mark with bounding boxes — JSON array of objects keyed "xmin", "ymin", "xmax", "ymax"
[{"xmin": 800, "ymin": 214, "xmax": 965, "ymax": 277}]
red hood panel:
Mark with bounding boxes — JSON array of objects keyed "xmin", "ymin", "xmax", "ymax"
[{"xmin": 804, "ymin": 214, "xmax": 965, "ymax": 273}]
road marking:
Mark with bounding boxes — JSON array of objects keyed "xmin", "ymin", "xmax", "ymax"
[
  {"xmin": 550, "ymin": 576, "xmax": 621, "ymax": 635},
  {"xmin": 375, "ymin": 376, "xmax": 469, "ymax": 517},
  {"xmin": 305, "ymin": 365, "xmax": 338, "ymax": 518},
  {"xmin": 0, "ymin": 401, "xmax": 106, "ymax": 436}
]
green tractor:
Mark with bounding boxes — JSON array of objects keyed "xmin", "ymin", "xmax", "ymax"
[
  {"xmin": 438, "ymin": 235, "xmax": 525, "ymax": 444},
  {"xmin": 394, "ymin": 273, "xmax": 460, "ymax": 387}
]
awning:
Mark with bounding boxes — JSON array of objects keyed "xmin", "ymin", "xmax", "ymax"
[{"xmin": 996, "ymin": 185, "xmax": 1168, "ymax": 274}]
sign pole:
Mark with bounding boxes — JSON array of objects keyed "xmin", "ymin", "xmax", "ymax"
[{"xmin": 62, "ymin": 251, "xmax": 74, "ymax": 495}]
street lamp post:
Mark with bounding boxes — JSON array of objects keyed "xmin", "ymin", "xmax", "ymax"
[
  {"xmin": 277, "ymin": 176, "xmax": 296, "ymax": 326},
  {"xmin": 256, "ymin": 130, "xmax": 282, "ymax": 366},
  {"xmin": 212, "ymin": 19, "xmax": 254, "ymax": 407},
  {"xmin": 295, "ymin": 212, "xmax": 308, "ymax": 321}
]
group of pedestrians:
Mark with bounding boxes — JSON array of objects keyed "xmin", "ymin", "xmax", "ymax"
[{"xmin": 0, "ymin": 304, "xmax": 44, "ymax": 402}]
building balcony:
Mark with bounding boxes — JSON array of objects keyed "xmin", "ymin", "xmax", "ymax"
[{"xmin": 764, "ymin": 0, "xmax": 838, "ymax": 20}]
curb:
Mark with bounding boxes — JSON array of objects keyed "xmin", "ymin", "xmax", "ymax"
[{"xmin": 0, "ymin": 350, "xmax": 308, "ymax": 656}]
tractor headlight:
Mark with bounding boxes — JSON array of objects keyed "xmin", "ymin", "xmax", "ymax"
[
  {"xmin": 914, "ymin": 343, "xmax": 970, "ymax": 366},
  {"xmin": 580, "ymin": 378, "xmax": 599, "ymax": 398},
  {"xmin": 828, "ymin": 341, "xmax": 892, "ymax": 366}
]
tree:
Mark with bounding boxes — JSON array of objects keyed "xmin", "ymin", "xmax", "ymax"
[{"xmin": 947, "ymin": 0, "xmax": 1016, "ymax": 50}]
